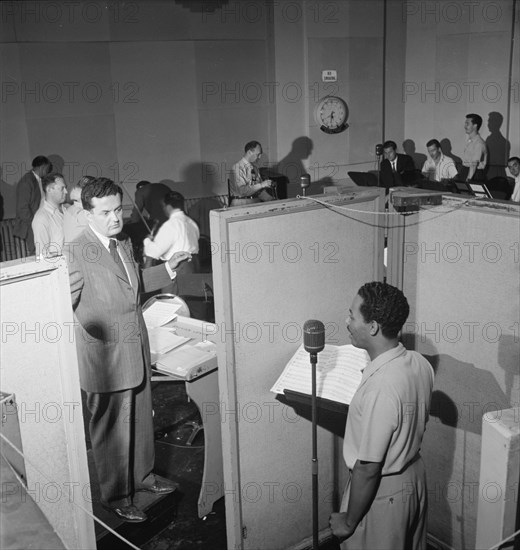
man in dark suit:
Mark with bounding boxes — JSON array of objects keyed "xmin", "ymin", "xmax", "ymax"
[
  {"xmin": 379, "ymin": 141, "xmax": 417, "ymax": 192},
  {"xmin": 65, "ymin": 178, "xmax": 191, "ymax": 523},
  {"xmin": 13, "ymin": 155, "xmax": 52, "ymax": 254}
]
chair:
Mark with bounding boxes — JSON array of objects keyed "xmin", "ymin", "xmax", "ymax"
[
  {"xmin": 144, "ymin": 294, "xmax": 204, "ymax": 446},
  {"xmin": 486, "ymin": 177, "xmax": 512, "ymax": 200}
]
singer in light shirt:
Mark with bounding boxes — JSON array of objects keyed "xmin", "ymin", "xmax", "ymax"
[
  {"xmin": 143, "ymin": 191, "xmax": 199, "ymax": 272},
  {"xmin": 330, "ymin": 282, "xmax": 434, "ymax": 550}
]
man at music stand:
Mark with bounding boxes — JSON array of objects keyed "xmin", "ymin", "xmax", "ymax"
[{"xmin": 330, "ymin": 282, "xmax": 434, "ymax": 549}]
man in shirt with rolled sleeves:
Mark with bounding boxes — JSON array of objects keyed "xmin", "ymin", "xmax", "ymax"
[
  {"xmin": 460, "ymin": 113, "xmax": 487, "ymax": 181},
  {"xmin": 330, "ymin": 282, "xmax": 434, "ymax": 550},
  {"xmin": 32, "ymin": 172, "xmax": 68, "ymax": 258},
  {"xmin": 229, "ymin": 141, "xmax": 274, "ymax": 206}
]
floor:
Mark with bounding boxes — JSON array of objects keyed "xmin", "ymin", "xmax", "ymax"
[{"xmin": 93, "ymin": 381, "xmax": 341, "ymax": 550}]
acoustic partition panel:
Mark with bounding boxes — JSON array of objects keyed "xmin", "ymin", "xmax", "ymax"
[
  {"xmin": 210, "ymin": 190, "xmax": 385, "ymax": 549},
  {"xmin": 387, "ymin": 194, "xmax": 520, "ymax": 550},
  {"xmin": 0, "ymin": 257, "xmax": 95, "ymax": 550}
]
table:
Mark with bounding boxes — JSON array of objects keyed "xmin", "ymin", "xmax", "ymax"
[{"xmin": 151, "ymin": 315, "xmax": 223, "ymax": 518}]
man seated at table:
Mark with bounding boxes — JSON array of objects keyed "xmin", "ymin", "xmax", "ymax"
[
  {"xmin": 421, "ymin": 139, "xmax": 458, "ymax": 182},
  {"xmin": 229, "ymin": 141, "xmax": 274, "ymax": 206},
  {"xmin": 508, "ymin": 156, "xmax": 520, "ymax": 202},
  {"xmin": 379, "ymin": 140, "xmax": 417, "ymax": 192}
]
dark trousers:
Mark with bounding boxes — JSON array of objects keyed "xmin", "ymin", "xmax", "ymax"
[{"xmin": 86, "ymin": 372, "xmax": 155, "ymax": 507}]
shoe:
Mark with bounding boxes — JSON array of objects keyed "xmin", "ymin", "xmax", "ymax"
[
  {"xmin": 102, "ymin": 503, "xmax": 148, "ymax": 523},
  {"xmin": 136, "ymin": 478, "xmax": 179, "ymax": 495}
]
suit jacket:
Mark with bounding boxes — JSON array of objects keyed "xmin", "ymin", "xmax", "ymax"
[
  {"xmin": 380, "ymin": 154, "xmax": 416, "ymax": 190},
  {"xmin": 64, "ymin": 226, "xmax": 172, "ymax": 393},
  {"xmin": 13, "ymin": 171, "xmax": 41, "ymax": 240}
]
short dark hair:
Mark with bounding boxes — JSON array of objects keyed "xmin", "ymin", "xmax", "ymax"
[
  {"xmin": 136, "ymin": 180, "xmax": 151, "ymax": 190},
  {"xmin": 383, "ymin": 140, "xmax": 397, "ymax": 151},
  {"xmin": 32, "ymin": 155, "xmax": 51, "ymax": 169},
  {"xmin": 426, "ymin": 139, "xmax": 441, "ymax": 149},
  {"xmin": 507, "ymin": 156, "xmax": 520, "ymax": 165},
  {"xmin": 466, "ymin": 113, "xmax": 482, "ymax": 131},
  {"xmin": 245, "ymin": 140, "xmax": 261, "ymax": 154},
  {"xmin": 357, "ymin": 282, "xmax": 410, "ymax": 339},
  {"xmin": 81, "ymin": 177, "xmax": 123, "ymax": 211},
  {"xmin": 42, "ymin": 173, "xmax": 64, "ymax": 193},
  {"xmin": 164, "ymin": 191, "xmax": 185, "ymax": 211}
]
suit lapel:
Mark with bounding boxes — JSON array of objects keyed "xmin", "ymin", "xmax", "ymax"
[
  {"xmin": 119, "ymin": 238, "xmax": 140, "ymax": 298},
  {"xmin": 83, "ymin": 227, "xmax": 130, "ymax": 285}
]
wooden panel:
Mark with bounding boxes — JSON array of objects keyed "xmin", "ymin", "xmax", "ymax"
[
  {"xmin": 0, "ymin": 257, "xmax": 95, "ymax": 550},
  {"xmin": 211, "ymin": 190, "xmax": 385, "ymax": 549},
  {"xmin": 388, "ymin": 195, "xmax": 520, "ymax": 550}
]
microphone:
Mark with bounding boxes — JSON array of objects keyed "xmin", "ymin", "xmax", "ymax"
[
  {"xmin": 300, "ymin": 173, "xmax": 311, "ymax": 196},
  {"xmin": 303, "ymin": 319, "xmax": 325, "ymax": 363},
  {"xmin": 375, "ymin": 143, "xmax": 383, "ymax": 156}
]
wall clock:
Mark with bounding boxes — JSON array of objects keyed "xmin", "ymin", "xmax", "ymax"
[{"xmin": 315, "ymin": 96, "xmax": 349, "ymax": 134}]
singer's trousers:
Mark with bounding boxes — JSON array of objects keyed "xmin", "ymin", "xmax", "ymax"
[{"xmin": 340, "ymin": 457, "xmax": 427, "ymax": 550}]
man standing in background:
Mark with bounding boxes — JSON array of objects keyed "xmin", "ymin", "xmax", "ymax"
[
  {"xmin": 13, "ymin": 155, "xmax": 52, "ymax": 255},
  {"xmin": 32, "ymin": 172, "xmax": 68, "ymax": 258},
  {"xmin": 460, "ymin": 113, "xmax": 487, "ymax": 182}
]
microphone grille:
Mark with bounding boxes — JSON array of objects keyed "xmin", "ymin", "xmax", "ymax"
[{"xmin": 303, "ymin": 319, "xmax": 325, "ymax": 354}]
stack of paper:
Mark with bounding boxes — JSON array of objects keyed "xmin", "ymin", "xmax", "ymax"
[
  {"xmin": 147, "ymin": 328, "xmax": 191, "ymax": 355},
  {"xmin": 143, "ymin": 301, "xmax": 182, "ymax": 329},
  {"xmin": 270, "ymin": 344, "xmax": 368, "ymax": 405},
  {"xmin": 156, "ymin": 345, "xmax": 217, "ymax": 379}
]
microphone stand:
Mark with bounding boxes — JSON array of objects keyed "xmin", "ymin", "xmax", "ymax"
[{"xmin": 310, "ymin": 350, "xmax": 319, "ymax": 550}]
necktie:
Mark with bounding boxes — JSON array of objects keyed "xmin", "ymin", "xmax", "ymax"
[
  {"xmin": 109, "ymin": 238, "xmax": 128, "ymax": 281},
  {"xmin": 392, "ymin": 161, "xmax": 397, "ymax": 172}
]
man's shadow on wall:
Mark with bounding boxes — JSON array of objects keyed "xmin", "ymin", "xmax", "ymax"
[
  {"xmin": 486, "ymin": 112, "xmax": 511, "ymax": 179},
  {"xmin": 402, "ymin": 333, "xmax": 511, "ymax": 549},
  {"xmin": 439, "ymin": 138, "xmax": 463, "ymax": 173},
  {"xmin": 276, "ymin": 137, "xmax": 333, "ymax": 197},
  {"xmin": 403, "ymin": 139, "xmax": 427, "ymax": 171}
]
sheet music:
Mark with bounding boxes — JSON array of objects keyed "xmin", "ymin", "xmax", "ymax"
[
  {"xmin": 270, "ymin": 344, "xmax": 368, "ymax": 405},
  {"xmin": 143, "ymin": 302, "xmax": 181, "ymax": 329},
  {"xmin": 147, "ymin": 327, "xmax": 191, "ymax": 355}
]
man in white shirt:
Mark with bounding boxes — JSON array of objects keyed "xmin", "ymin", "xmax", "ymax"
[
  {"xmin": 421, "ymin": 139, "xmax": 458, "ymax": 182},
  {"xmin": 32, "ymin": 172, "xmax": 68, "ymax": 258},
  {"xmin": 507, "ymin": 156, "xmax": 520, "ymax": 202},
  {"xmin": 229, "ymin": 141, "xmax": 274, "ymax": 205},
  {"xmin": 143, "ymin": 191, "xmax": 200, "ymax": 290}
]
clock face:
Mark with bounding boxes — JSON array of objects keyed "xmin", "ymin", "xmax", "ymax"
[{"xmin": 315, "ymin": 96, "xmax": 349, "ymax": 134}]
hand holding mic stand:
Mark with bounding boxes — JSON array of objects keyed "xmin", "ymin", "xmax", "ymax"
[{"xmin": 303, "ymin": 319, "xmax": 325, "ymax": 550}]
